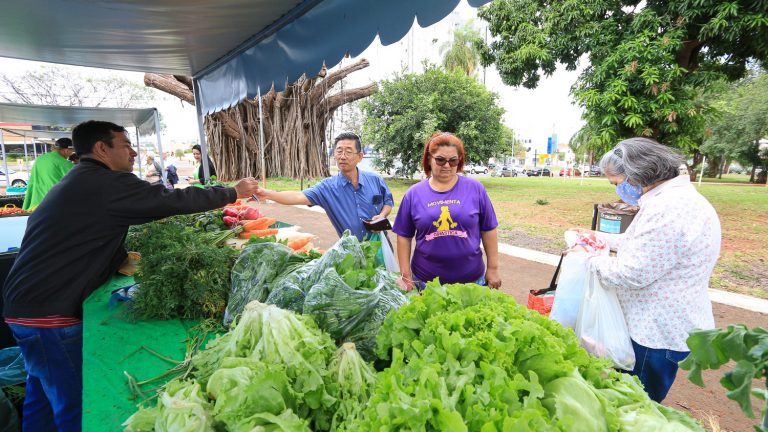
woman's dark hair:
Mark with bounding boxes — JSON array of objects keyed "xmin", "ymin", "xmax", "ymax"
[
  {"xmin": 72, "ymin": 120, "xmax": 127, "ymax": 156},
  {"xmin": 191, "ymin": 144, "xmax": 216, "ymax": 182}
]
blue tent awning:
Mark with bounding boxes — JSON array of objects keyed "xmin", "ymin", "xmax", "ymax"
[
  {"xmin": 0, "ymin": 0, "xmax": 490, "ymax": 115},
  {"xmin": 195, "ymin": 0, "xmax": 492, "ymax": 114}
]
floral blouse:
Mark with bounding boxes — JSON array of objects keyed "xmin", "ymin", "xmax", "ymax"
[{"xmin": 591, "ymin": 175, "xmax": 721, "ymax": 351}]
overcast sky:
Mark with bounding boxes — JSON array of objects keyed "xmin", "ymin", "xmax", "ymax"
[{"xmin": 0, "ymin": 0, "xmax": 584, "ymax": 149}]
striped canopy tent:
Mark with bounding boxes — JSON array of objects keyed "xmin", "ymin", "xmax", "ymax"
[{"xmin": 0, "ymin": 0, "xmax": 491, "ymax": 180}]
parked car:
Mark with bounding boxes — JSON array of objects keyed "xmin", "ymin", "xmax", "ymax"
[
  {"xmin": 500, "ymin": 166, "xmax": 517, "ymax": 177},
  {"xmin": 465, "ymin": 164, "xmax": 489, "ymax": 174},
  {"xmin": 586, "ymin": 165, "xmax": 602, "ymax": 176},
  {"xmin": 0, "ymin": 168, "xmax": 29, "ymax": 187},
  {"xmin": 526, "ymin": 167, "xmax": 551, "ymax": 177},
  {"xmin": 558, "ymin": 168, "xmax": 581, "ymax": 176}
]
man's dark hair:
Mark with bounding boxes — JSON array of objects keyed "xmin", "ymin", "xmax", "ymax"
[
  {"xmin": 55, "ymin": 137, "xmax": 72, "ymax": 149},
  {"xmin": 334, "ymin": 132, "xmax": 362, "ymax": 153},
  {"xmin": 72, "ymin": 120, "xmax": 127, "ymax": 156},
  {"xmin": 192, "ymin": 144, "xmax": 201, "ymax": 152}
]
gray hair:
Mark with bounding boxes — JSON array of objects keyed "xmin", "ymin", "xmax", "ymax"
[{"xmin": 599, "ymin": 137, "xmax": 683, "ymax": 187}]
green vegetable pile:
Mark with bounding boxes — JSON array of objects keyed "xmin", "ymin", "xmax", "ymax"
[
  {"xmin": 226, "ymin": 232, "xmax": 407, "ymax": 360},
  {"xmin": 681, "ymin": 325, "xmax": 768, "ymax": 431},
  {"xmin": 123, "ymin": 301, "xmax": 377, "ymax": 432},
  {"xmin": 342, "ymin": 281, "xmax": 705, "ymax": 431},
  {"xmin": 126, "ymin": 213, "xmax": 240, "ymax": 320}
]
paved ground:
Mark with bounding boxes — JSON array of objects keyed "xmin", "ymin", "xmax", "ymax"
[{"xmin": 256, "ymin": 202, "xmax": 766, "ymax": 432}]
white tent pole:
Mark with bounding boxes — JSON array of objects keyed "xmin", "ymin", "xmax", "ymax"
[
  {"xmin": 257, "ymin": 87, "xmax": 266, "ymax": 186},
  {"xmin": 1, "ymin": 132, "xmax": 10, "ymax": 188},
  {"xmin": 192, "ymin": 78, "xmax": 211, "ymax": 185},
  {"xmin": 23, "ymin": 133, "xmax": 29, "ymax": 174},
  {"xmin": 33, "ymin": 136, "xmax": 38, "ymax": 159},
  {"xmin": 135, "ymin": 127, "xmax": 143, "ymax": 180},
  {"xmin": 153, "ymin": 110, "xmax": 166, "ymax": 185}
]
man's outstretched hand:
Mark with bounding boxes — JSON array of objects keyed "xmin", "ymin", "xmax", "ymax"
[{"xmin": 233, "ymin": 177, "xmax": 260, "ymax": 198}]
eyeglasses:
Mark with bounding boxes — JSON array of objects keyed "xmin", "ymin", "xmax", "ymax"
[
  {"xmin": 334, "ymin": 149, "xmax": 359, "ymax": 157},
  {"xmin": 432, "ymin": 156, "xmax": 460, "ymax": 167}
]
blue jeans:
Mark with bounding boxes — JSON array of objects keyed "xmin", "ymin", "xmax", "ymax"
[
  {"xmin": 629, "ymin": 339, "xmax": 688, "ymax": 403},
  {"xmin": 9, "ymin": 324, "xmax": 83, "ymax": 432}
]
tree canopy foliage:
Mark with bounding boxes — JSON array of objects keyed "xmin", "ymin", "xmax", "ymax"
[
  {"xmin": 477, "ymin": 0, "xmax": 768, "ymax": 154},
  {"xmin": 702, "ymin": 70, "xmax": 768, "ymax": 182},
  {"xmin": 0, "ymin": 66, "xmax": 157, "ymax": 108},
  {"xmin": 361, "ymin": 66, "xmax": 505, "ymax": 177}
]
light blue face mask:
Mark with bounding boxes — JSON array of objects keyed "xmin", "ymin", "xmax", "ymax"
[{"xmin": 616, "ymin": 180, "xmax": 643, "ymax": 205}]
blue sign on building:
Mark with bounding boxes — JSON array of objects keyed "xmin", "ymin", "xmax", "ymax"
[{"xmin": 546, "ymin": 137, "xmax": 553, "ymax": 154}]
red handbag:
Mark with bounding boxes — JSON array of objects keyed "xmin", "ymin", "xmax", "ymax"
[{"xmin": 527, "ymin": 254, "xmax": 563, "ymax": 316}]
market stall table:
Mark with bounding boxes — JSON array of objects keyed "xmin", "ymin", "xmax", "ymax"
[{"xmin": 82, "ymin": 275, "xmax": 205, "ymax": 431}]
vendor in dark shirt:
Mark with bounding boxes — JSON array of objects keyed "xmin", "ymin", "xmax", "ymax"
[{"xmin": 1, "ymin": 120, "xmax": 259, "ymax": 432}]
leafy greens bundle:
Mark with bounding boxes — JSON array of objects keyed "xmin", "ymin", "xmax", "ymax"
[{"xmin": 342, "ymin": 281, "xmax": 705, "ymax": 431}]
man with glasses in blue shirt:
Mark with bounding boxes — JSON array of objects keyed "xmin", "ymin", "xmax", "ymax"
[{"xmin": 254, "ymin": 132, "xmax": 394, "ymax": 241}]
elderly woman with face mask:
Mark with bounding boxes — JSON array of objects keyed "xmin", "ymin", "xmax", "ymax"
[{"xmin": 585, "ymin": 137, "xmax": 721, "ymax": 403}]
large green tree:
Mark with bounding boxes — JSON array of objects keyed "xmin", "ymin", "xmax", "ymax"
[
  {"xmin": 701, "ymin": 70, "xmax": 768, "ymax": 183},
  {"xmin": 361, "ymin": 66, "xmax": 505, "ymax": 177},
  {"xmin": 477, "ymin": 0, "xmax": 768, "ymax": 156}
]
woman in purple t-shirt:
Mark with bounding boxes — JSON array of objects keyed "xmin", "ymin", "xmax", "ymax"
[{"xmin": 393, "ymin": 132, "xmax": 501, "ymax": 291}]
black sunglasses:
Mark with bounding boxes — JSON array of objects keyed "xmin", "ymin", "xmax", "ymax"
[{"xmin": 432, "ymin": 156, "xmax": 459, "ymax": 167}]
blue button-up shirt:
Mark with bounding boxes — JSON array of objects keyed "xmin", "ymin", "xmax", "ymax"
[{"xmin": 303, "ymin": 169, "xmax": 394, "ymax": 240}]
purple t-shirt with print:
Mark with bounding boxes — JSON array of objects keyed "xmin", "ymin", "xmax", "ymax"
[{"xmin": 393, "ymin": 176, "xmax": 498, "ymax": 284}]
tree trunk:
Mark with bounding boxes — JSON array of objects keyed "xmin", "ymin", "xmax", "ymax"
[
  {"xmin": 144, "ymin": 59, "xmax": 375, "ymax": 180},
  {"xmin": 688, "ymin": 151, "xmax": 703, "ymax": 182},
  {"xmin": 706, "ymin": 157, "xmax": 719, "ymax": 178}
]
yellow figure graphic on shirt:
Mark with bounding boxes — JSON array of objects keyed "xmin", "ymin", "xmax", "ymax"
[{"xmin": 433, "ymin": 206, "xmax": 458, "ymax": 231}]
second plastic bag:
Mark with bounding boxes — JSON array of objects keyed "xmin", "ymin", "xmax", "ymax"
[
  {"xmin": 574, "ymin": 264, "xmax": 636, "ymax": 370},
  {"xmin": 380, "ymin": 234, "xmax": 400, "ymax": 273},
  {"xmin": 549, "ymin": 252, "xmax": 590, "ymax": 329}
]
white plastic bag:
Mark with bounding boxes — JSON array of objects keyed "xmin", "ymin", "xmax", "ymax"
[
  {"xmin": 574, "ymin": 264, "xmax": 636, "ymax": 370},
  {"xmin": 549, "ymin": 253, "xmax": 590, "ymax": 329},
  {"xmin": 380, "ymin": 233, "xmax": 400, "ymax": 273}
]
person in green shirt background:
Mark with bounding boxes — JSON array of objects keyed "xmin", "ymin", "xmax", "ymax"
[
  {"xmin": 22, "ymin": 138, "xmax": 74, "ymax": 210},
  {"xmin": 187, "ymin": 144, "xmax": 216, "ymax": 188}
]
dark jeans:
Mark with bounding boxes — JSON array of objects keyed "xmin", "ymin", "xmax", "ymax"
[
  {"xmin": 9, "ymin": 324, "xmax": 83, "ymax": 432},
  {"xmin": 629, "ymin": 339, "xmax": 688, "ymax": 403}
]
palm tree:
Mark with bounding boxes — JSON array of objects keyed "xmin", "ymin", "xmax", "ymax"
[{"xmin": 440, "ymin": 21, "xmax": 483, "ymax": 77}]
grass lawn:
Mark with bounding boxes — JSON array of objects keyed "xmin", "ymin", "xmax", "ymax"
[{"xmin": 264, "ymin": 175, "xmax": 768, "ymax": 299}]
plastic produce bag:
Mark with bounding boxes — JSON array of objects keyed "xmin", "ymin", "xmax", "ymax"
[
  {"xmin": 574, "ymin": 265, "xmax": 635, "ymax": 370},
  {"xmin": 313, "ymin": 231, "xmax": 367, "ymax": 275},
  {"xmin": 0, "ymin": 387, "xmax": 20, "ymax": 432},
  {"xmin": 0, "ymin": 347, "xmax": 25, "ymax": 386},
  {"xmin": 224, "ymin": 242, "xmax": 294, "ymax": 326},
  {"xmin": 304, "ymin": 267, "xmax": 407, "ymax": 360},
  {"xmin": 265, "ymin": 260, "xmax": 319, "ymax": 313},
  {"xmin": 549, "ymin": 253, "xmax": 590, "ymax": 329},
  {"xmin": 380, "ymin": 234, "xmax": 400, "ymax": 273}
]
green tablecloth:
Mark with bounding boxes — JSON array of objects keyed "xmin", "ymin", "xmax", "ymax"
[{"xmin": 82, "ymin": 276, "xmax": 201, "ymax": 431}]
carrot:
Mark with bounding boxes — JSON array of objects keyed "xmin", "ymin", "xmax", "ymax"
[
  {"xmin": 241, "ymin": 217, "xmax": 276, "ymax": 231},
  {"xmin": 239, "ymin": 228, "xmax": 278, "ymax": 239},
  {"xmin": 287, "ymin": 237, "xmax": 311, "ymax": 251},
  {"xmin": 225, "ymin": 199, "xmax": 243, "ymax": 207},
  {"xmin": 294, "ymin": 243, "xmax": 313, "ymax": 253}
]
